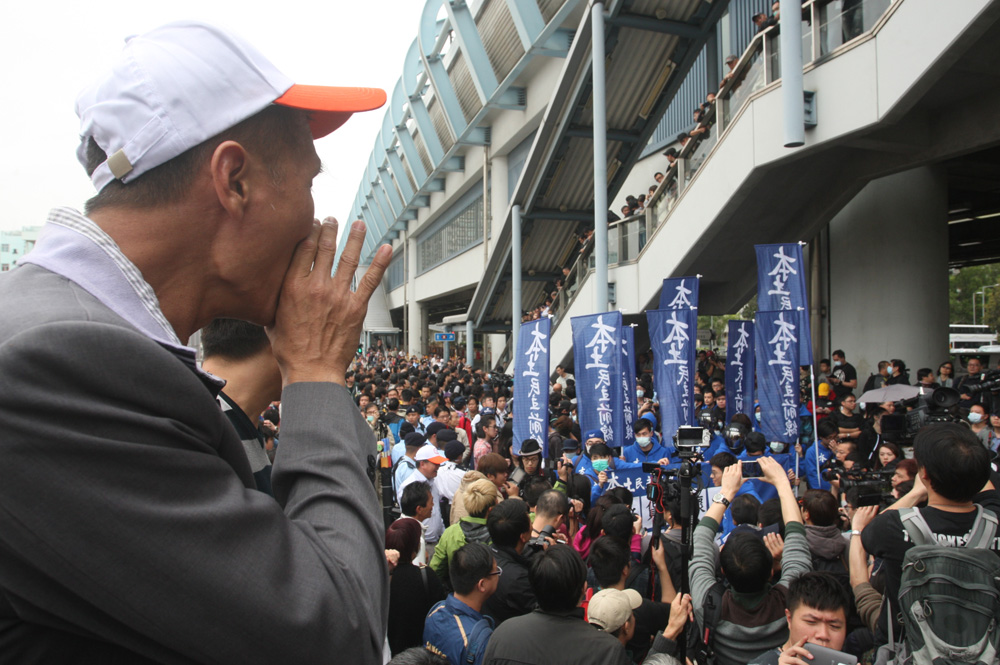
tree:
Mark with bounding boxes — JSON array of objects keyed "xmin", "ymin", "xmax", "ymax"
[{"xmin": 949, "ymin": 264, "xmax": 1000, "ymax": 325}]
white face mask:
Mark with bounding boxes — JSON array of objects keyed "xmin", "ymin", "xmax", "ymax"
[
  {"xmin": 833, "ymin": 360, "xmax": 843, "ymax": 367},
  {"xmin": 969, "ymin": 412, "xmax": 984, "ymax": 424},
  {"xmin": 636, "ymin": 390, "xmax": 645, "ymax": 399},
  {"xmin": 636, "ymin": 436, "xmax": 652, "ymax": 448}
]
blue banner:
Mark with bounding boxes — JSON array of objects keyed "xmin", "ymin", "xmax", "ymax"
[
  {"xmin": 659, "ymin": 276, "xmax": 700, "ymax": 310},
  {"xmin": 513, "ymin": 317, "xmax": 551, "ymax": 456},
  {"xmin": 647, "ymin": 308, "xmax": 697, "ymax": 442},
  {"xmin": 755, "ymin": 310, "xmax": 803, "ymax": 443},
  {"xmin": 726, "ymin": 320, "xmax": 755, "ymax": 423},
  {"xmin": 755, "ymin": 244, "xmax": 812, "ymax": 365},
  {"xmin": 572, "ymin": 312, "xmax": 625, "ymax": 446},
  {"xmin": 621, "ymin": 325, "xmax": 637, "ymax": 448}
]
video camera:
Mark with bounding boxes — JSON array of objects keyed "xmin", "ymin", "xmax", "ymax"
[
  {"xmin": 882, "ymin": 384, "xmax": 965, "ymax": 444},
  {"xmin": 820, "ymin": 458, "xmax": 894, "ymax": 505},
  {"xmin": 486, "ymin": 370, "xmax": 514, "ymax": 392}
]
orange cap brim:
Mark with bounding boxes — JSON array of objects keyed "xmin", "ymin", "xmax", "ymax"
[{"xmin": 274, "ymin": 84, "xmax": 387, "ymax": 138}]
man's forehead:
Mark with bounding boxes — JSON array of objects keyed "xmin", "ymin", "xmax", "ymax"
[{"xmin": 796, "ymin": 607, "xmax": 846, "ymax": 623}]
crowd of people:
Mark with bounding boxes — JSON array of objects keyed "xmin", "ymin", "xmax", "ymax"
[
  {"xmin": 256, "ymin": 342, "xmax": 1000, "ymax": 665},
  {"xmin": 4, "ymin": 15, "xmax": 995, "ymax": 665}
]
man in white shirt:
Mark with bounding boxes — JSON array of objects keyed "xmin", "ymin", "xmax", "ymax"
[{"xmin": 397, "ymin": 444, "xmax": 447, "ymax": 554}]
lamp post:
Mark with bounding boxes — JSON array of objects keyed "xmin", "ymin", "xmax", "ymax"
[{"xmin": 981, "ymin": 283, "xmax": 1000, "ymax": 324}]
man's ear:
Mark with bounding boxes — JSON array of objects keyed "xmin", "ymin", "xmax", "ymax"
[{"xmin": 210, "ymin": 140, "xmax": 252, "ymax": 218}]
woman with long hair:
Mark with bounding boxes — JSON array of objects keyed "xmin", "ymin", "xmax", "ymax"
[{"xmin": 937, "ymin": 361, "xmax": 955, "ymax": 388}]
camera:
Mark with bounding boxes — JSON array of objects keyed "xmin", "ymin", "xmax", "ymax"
[
  {"xmin": 529, "ymin": 524, "xmax": 555, "ymax": 548},
  {"xmin": 673, "ymin": 426, "xmax": 709, "ymax": 460}
]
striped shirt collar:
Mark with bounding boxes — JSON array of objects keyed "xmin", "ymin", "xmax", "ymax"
[{"xmin": 22, "ymin": 207, "xmax": 187, "ymax": 351}]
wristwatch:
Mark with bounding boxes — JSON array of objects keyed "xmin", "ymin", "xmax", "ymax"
[{"xmin": 712, "ymin": 493, "xmax": 730, "ymax": 508}]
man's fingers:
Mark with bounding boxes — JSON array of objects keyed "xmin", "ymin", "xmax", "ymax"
[
  {"xmin": 355, "ymin": 244, "xmax": 392, "ymax": 303},
  {"xmin": 312, "ymin": 218, "xmax": 339, "ymax": 279},
  {"xmin": 288, "ymin": 221, "xmax": 321, "ymax": 278},
  {"xmin": 332, "ymin": 220, "xmax": 368, "ymax": 290}
]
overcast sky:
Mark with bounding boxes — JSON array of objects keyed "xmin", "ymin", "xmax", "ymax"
[{"xmin": 0, "ymin": 1, "xmax": 428, "ymax": 238}]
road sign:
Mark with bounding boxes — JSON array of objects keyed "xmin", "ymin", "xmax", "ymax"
[{"xmin": 434, "ymin": 332, "xmax": 457, "ymax": 342}]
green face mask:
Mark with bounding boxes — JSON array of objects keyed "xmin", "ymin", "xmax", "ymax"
[{"xmin": 592, "ymin": 459, "xmax": 609, "ymax": 473}]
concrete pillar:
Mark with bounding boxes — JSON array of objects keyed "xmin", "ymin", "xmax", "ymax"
[
  {"xmin": 490, "ymin": 154, "xmax": 508, "ymax": 253},
  {"xmin": 827, "ymin": 166, "xmax": 948, "ymax": 383},
  {"xmin": 407, "ymin": 233, "xmax": 423, "ymax": 356},
  {"xmin": 466, "ymin": 319, "xmax": 475, "ymax": 367}
]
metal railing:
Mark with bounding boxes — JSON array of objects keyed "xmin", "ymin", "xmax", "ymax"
[{"xmin": 539, "ymin": 0, "xmax": 897, "ymax": 330}]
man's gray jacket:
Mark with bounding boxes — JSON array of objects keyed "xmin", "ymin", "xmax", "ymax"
[{"xmin": 0, "ymin": 218, "xmax": 387, "ymax": 664}]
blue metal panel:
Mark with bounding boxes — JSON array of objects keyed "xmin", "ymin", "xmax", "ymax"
[
  {"xmin": 391, "ymin": 78, "xmax": 430, "ymax": 187},
  {"xmin": 365, "ymin": 191, "xmax": 390, "ymax": 236},
  {"xmin": 381, "ymin": 111, "xmax": 416, "ymax": 203},
  {"xmin": 504, "ymin": 0, "xmax": 545, "ymax": 50},
  {"xmin": 419, "ymin": 2, "xmax": 466, "ymax": 142},
  {"xmin": 368, "ymin": 158, "xmax": 400, "ymax": 224},
  {"xmin": 444, "ymin": 0, "xmax": 499, "ymax": 104},
  {"xmin": 729, "ymin": 0, "xmax": 773, "ymax": 56},
  {"xmin": 647, "ymin": 46, "xmax": 708, "ymax": 151},
  {"xmin": 403, "ymin": 40, "xmax": 447, "ymax": 167},
  {"xmin": 642, "ymin": 0, "xmax": 773, "ymax": 158}
]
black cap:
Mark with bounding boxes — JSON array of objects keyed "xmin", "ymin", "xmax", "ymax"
[
  {"xmin": 406, "ymin": 405, "xmax": 421, "ymax": 415},
  {"xmin": 561, "ymin": 437, "xmax": 581, "ymax": 452},
  {"xmin": 437, "ymin": 429, "xmax": 458, "ymax": 444},
  {"xmin": 404, "ymin": 432, "xmax": 426, "ymax": 449},
  {"xmin": 426, "ymin": 422, "xmax": 448, "ymax": 438},
  {"xmin": 519, "ymin": 439, "xmax": 542, "ymax": 457},
  {"xmin": 444, "ymin": 440, "xmax": 465, "ymax": 461}
]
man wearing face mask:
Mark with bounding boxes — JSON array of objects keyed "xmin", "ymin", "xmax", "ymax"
[
  {"xmin": 827, "ymin": 350, "xmax": 857, "ymax": 400},
  {"xmin": 621, "ymin": 419, "xmax": 669, "ymax": 464}
]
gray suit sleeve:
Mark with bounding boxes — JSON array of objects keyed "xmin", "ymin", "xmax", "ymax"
[
  {"xmin": 0, "ymin": 322, "xmax": 387, "ymax": 664},
  {"xmin": 690, "ymin": 517, "xmax": 720, "ymax": 627}
]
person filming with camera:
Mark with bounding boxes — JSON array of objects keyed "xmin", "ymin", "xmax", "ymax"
[
  {"xmin": 691, "ymin": 456, "xmax": 812, "ymax": 665},
  {"xmin": 861, "ymin": 422, "xmax": 1000, "ymax": 654}
]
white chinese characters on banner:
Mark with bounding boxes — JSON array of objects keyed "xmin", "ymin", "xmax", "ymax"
[
  {"xmin": 585, "ymin": 315, "xmax": 618, "ymax": 441},
  {"xmin": 662, "ymin": 312, "xmax": 691, "ymax": 415},
  {"xmin": 767, "ymin": 246, "xmax": 798, "ymax": 311},
  {"xmin": 730, "ymin": 323, "xmax": 751, "ymax": 414},
  {"xmin": 668, "ymin": 279, "xmax": 694, "ymax": 309},
  {"xmin": 767, "ymin": 312, "xmax": 799, "ymax": 438},
  {"xmin": 522, "ymin": 326, "xmax": 548, "ymax": 440}
]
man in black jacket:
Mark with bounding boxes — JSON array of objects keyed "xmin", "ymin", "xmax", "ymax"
[
  {"xmin": 483, "ymin": 545, "xmax": 629, "ymax": 664},
  {"xmin": 483, "ymin": 499, "xmax": 536, "ymax": 624}
]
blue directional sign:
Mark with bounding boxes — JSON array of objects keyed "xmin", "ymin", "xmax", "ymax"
[{"xmin": 434, "ymin": 332, "xmax": 456, "ymax": 342}]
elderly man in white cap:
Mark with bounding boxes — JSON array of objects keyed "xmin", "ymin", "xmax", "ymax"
[
  {"xmin": 397, "ymin": 443, "xmax": 449, "ymax": 557},
  {"xmin": 0, "ymin": 20, "xmax": 390, "ymax": 665}
]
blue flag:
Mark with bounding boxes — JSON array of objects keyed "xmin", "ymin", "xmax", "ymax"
[
  {"xmin": 647, "ymin": 308, "xmax": 697, "ymax": 441},
  {"xmin": 755, "ymin": 310, "xmax": 803, "ymax": 443},
  {"xmin": 513, "ymin": 317, "xmax": 551, "ymax": 456},
  {"xmin": 755, "ymin": 244, "xmax": 812, "ymax": 365},
  {"xmin": 622, "ymin": 326, "xmax": 637, "ymax": 448},
  {"xmin": 659, "ymin": 276, "xmax": 700, "ymax": 310},
  {"xmin": 726, "ymin": 320, "xmax": 755, "ymax": 423},
  {"xmin": 572, "ymin": 312, "xmax": 625, "ymax": 446}
]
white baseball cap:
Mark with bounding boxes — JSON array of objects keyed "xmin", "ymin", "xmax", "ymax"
[
  {"xmin": 75, "ymin": 20, "xmax": 386, "ymax": 191},
  {"xmin": 587, "ymin": 588, "xmax": 642, "ymax": 632},
  {"xmin": 415, "ymin": 444, "xmax": 447, "ymax": 465}
]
